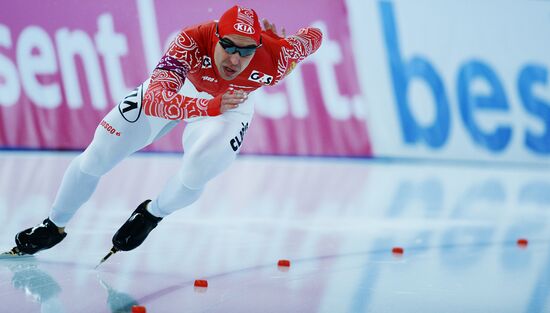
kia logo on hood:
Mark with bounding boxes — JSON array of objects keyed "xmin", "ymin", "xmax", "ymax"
[{"xmin": 234, "ymin": 23, "xmax": 255, "ymax": 34}]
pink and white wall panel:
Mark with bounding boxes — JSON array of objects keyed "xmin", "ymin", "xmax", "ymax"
[
  {"xmin": 3, "ymin": 0, "xmax": 550, "ymax": 164},
  {"xmin": 0, "ymin": 0, "xmax": 370, "ymax": 157}
]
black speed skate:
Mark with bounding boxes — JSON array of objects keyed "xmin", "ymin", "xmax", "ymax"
[
  {"xmin": 96, "ymin": 200, "xmax": 162, "ymax": 268},
  {"xmin": 112, "ymin": 199, "xmax": 162, "ymax": 251},
  {"xmin": 1, "ymin": 218, "xmax": 67, "ymax": 258}
]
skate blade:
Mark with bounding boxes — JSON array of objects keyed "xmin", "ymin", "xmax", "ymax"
[
  {"xmin": 0, "ymin": 247, "xmax": 34, "ymax": 260},
  {"xmin": 95, "ymin": 247, "xmax": 118, "ymax": 269}
]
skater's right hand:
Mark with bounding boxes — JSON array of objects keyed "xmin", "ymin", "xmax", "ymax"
[{"xmin": 220, "ymin": 89, "xmax": 248, "ymax": 113}]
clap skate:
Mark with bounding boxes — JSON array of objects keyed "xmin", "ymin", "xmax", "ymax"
[
  {"xmin": 96, "ymin": 200, "xmax": 162, "ymax": 268},
  {"xmin": 1, "ymin": 218, "xmax": 66, "ymax": 259}
]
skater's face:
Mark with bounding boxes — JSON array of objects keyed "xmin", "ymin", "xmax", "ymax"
[{"xmin": 214, "ymin": 34, "xmax": 258, "ymax": 81}]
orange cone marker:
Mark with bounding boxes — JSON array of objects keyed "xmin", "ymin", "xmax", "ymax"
[
  {"xmin": 131, "ymin": 305, "xmax": 146, "ymax": 313},
  {"xmin": 517, "ymin": 238, "xmax": 528, "ymax": 248},
  {"xmin": 278, "ymin": 259, "xmax": 291, "ymax": 267},
  {"xmin": 392, "ymin": 247, "xmax": 404, "ymax": 255}
]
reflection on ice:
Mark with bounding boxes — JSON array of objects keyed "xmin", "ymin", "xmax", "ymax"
[
  {"xmin": 0, "ymin": 152, "xmax": 549, "ymax": 312},
  {"xmin": 99, "ymin": 276, "xmax": 139, "ymax": 313},
  {"xmin": 0, "ymin": 259, "xmax": 66, "ymax": 313}
]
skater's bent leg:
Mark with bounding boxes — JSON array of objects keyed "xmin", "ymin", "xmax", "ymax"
[
  {"xmin": 48, "ymin": 132, "xmax": 139, "ymax": 227},
  {"xmin": 49, "ymin": 154, "xmax": 101, "ymax": 226},
  {"xmin": 148, "ymin": 147, "xmax": 228, "ymax": 218},
  {"xmin": 147, "ymin": 176, "xmax": 203, "ymax": 218},
  {"xmin": 148, "ymin": 115, "xmax": 249, "ymax": 217},
  {"xmin": 13, "ymin": 84, "xmax": 179, "ymax": 254},
  {"xmin": 48, "ymin": 87, "xmax": 174, "ymax": 226},
  {"xmin": 49, "ymin": 132, "xmax": 135, "ymax": 227}
]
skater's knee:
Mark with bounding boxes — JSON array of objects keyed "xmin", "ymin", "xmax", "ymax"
[
  {"xmin": 180, "ymin": 151, "xmax": 235, "ymax": 189},
  {"xmin": 79, "ymin": 145, "xmax": 115, "ymax": 177}
]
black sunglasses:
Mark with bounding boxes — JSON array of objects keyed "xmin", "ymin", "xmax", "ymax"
[{"xmin": 216, "ymin": 24, "xmax": 262, "ymax": 57}]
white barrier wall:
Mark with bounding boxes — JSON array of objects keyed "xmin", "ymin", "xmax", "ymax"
[
  {"xmin": 0, "ymin": 0, "xmax": 370, "ymax": 156},
  {"xmin": 348, "ymin": 0, "xmax": 550, "ymax": 164},
  {"xmin": 1, "ymin": 0, "xmax": 549, "ymax": 164}
]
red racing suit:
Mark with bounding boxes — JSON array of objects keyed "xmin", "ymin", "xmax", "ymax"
[{"xmin": 142, "ymin": 21, "xmax": 323, "ymax": 120}]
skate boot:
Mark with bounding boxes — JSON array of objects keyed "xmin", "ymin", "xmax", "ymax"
[
  {"xmin": 96, "ymin": 200, "xmax": 163, "ymax": 268},
  {"xmin": 112, "ymin": 200, "xmax": 162, "ymax": 251},
  {"xmin": 8, "ymin": 218, "xmax": 67, "ymax": 256}
]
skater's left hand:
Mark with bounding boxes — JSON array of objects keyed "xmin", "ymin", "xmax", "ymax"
[{"xmin": 262, "ymin": 19, "xmax": 286, "ymax": 38}]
